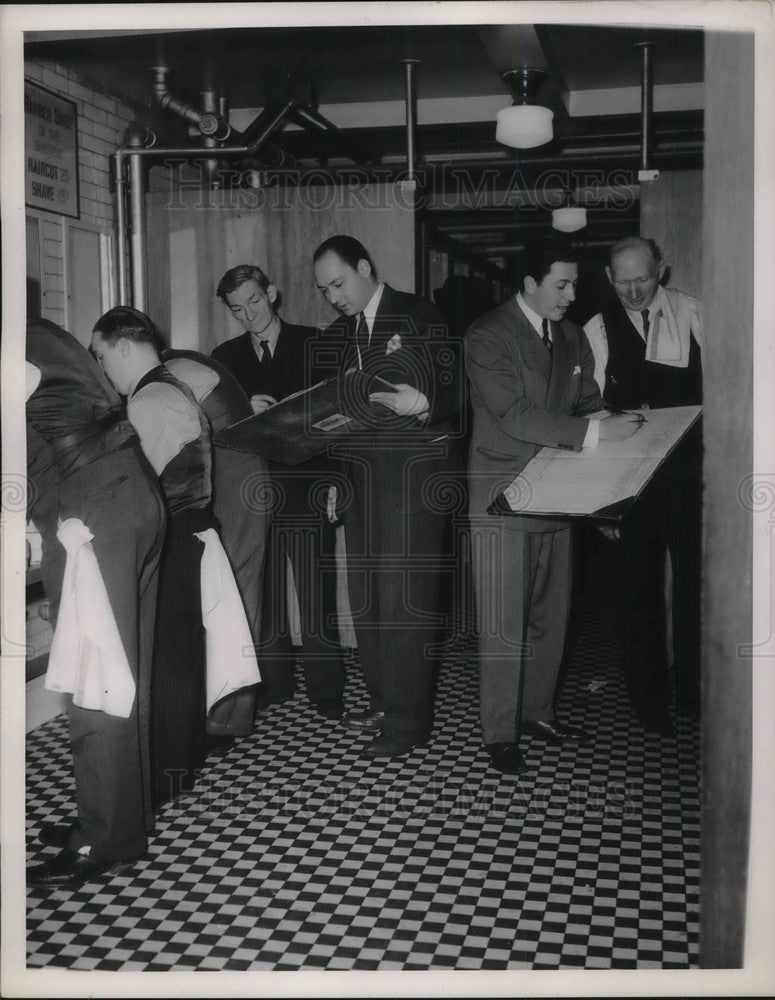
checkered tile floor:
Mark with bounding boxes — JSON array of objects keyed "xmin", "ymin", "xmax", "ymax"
[{"xmin": 25, "ymin": 557, "xmax": 700, "ymax": 970}]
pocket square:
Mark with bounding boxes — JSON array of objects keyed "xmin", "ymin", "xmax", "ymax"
[
  {"xmin": 386, "ymin": 334, "xmax": 402, "ymax": 355},
  {"xmin": 573, "ymin": 365, "xmax": 581, "ymax": 375}
]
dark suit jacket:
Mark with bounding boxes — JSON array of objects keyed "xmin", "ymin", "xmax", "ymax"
[
  {"xmin": 211, "ymin": 319, "xmax": 334, "ymax": 509},
  {"xmin": 320, "ymin": 283, "xmax": 464, "ymax": 517},
  {"xmin": 211, "ymin": 320, "xmax": 318, "ymax": 403},
  {"xmin": 465, "ymin": 296, "xmax": 603, "ymax": 532}
]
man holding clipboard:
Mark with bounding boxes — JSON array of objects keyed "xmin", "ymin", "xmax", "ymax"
[
  {"xmin": 313, "ymin": 236, "xmax": 463, "ymax": 760},
  {"xmin": 213, "ymin": 265, "xmax": 346, "ymax": 720}
]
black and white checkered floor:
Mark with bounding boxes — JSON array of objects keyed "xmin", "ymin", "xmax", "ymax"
[{"xmin": 25, "ymin": 568, "xmax": 700, "ymax": 971}]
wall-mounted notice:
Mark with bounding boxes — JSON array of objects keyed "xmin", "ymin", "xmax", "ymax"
[{"xmin": 24, "ymin": 80, "xmax": 79, "ymax": 219}]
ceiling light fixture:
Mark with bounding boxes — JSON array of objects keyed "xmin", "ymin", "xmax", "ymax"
[
  {"xmin": 552, "ymin": 188, "xmax": 587, "ymax": 233},
  {"xmin": 495, "ymin": 68, "xmax": 554, "ymax": 149}
]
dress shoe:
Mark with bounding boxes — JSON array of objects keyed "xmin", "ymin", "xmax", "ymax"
[
  {"xmin": 38, "ymin": 821, "xmax": 78, "ymax": 849},
  {"xmin": 485, "ymin": 742, "xmax": 528, "ymax": 775},
  {"xmin": 638, "ymin": 708, "xmax": 673, "ymax": 737},
  {"xmin": 362, "ymin": 732, "xmax": 428, "ymax": 760},
  {"xmin": 315, "ymin": 698, "xmax": 344, "ymax": 720},
  {"xmin": 27, "ymin": 848, "xmax": 135, "ymax": 890},
  {"xmin": 522, "ymin": 719, "xmax": 591, "ymax": 745},
  {"xmin": 342, "ymin": 709, "xmax": 384, "ymax": 733},
  {"xmin": 205, "ymin": 732, "xmax": 236, "ymax": 756}
]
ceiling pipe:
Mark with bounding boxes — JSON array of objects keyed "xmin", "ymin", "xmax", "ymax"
[
  {"xmin": 150, "ymin": 64, "xmax": 202, "ymax": 128},
  {"xmin": 124, "ymin": 124, "xmax": 155, "ymax": 311},
  {"xmin": 288, "ymin": 103, "xmax": 373, "ymax": 164},
  {"xmin": 402, "ymin": 58, "xmax": 419, "ymax": 181},
  {"xmin": 635, "ymin": 42, "xmax": 658, "ymax": 181},
  {"xmin": 111, "ymin": 151, "xmax": 129, "ymax": 304},
  {"xmin": 201, "ymin": 87, "xmax": 221, "ymax": 187}
]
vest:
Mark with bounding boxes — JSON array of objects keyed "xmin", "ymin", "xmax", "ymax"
[
  {"xmin": 162, "ymin": 349, "xmax": 252, "ymax": 433},
  {"xmin": 132, "ymin": 365, "xmax": 212, "ymax": 515},
  {"xmin": 601, "ymin": 298, "xmax": 703, "ymax": 410},
  {"xmin": 26, "ymin": 319, "xmax": 135, "ymax": 478}
]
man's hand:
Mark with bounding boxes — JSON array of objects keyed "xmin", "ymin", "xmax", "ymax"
[
  {"xmin": 598, "ymin": 525, "xmax": 621, "ymax": 541},
  {"xmin": 598, "ymin": 413, "xmax": 645, "ymax": 442},
  {"xmin": 249, "ymin": 394, "xmax": 277, "ymax": 414},
  {"xmin": 368, "ymin": 383, "xmax": 428, "ymax": 417}
]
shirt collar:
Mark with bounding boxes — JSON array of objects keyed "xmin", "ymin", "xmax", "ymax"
[
  {"xmin": 361, "ymin": 282, "xmax": 385, "ymax": 335},
  {"xmin": 249, "ymin": 313, "xmax": 282, "ymax": 354},
  {"xmin": 516, "ymin": 292, "xmax": 547, "ymax": 338}
]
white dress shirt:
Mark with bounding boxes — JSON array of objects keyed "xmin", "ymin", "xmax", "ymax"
[{"xmin": 250, "ymin": 314, "xmax": 282, "ymax": 363}]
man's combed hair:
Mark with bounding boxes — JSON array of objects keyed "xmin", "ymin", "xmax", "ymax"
[
  {"xmin": 608, "ymin": 236, "xmax": 663, "ymax": 267},
  {"xmin": 216, "ymin": 264, "xmax": 272, "ymax": 302},
  {"xmin": 93, "ymin": 306, "xmax": 165, "ymax": 353},
  {"xmin": 313, "ymin": 235, "xmax": 378, "ymax": 278},
  {"xmin": 519, "ymin": 233, "xmax": 578, "ymax": 291}
]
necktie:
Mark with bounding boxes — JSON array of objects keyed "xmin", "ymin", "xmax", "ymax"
[
  {"xmin": 258, "ymin": 339, "xmax": 271, "ymax": 365},
  {"xmin": 641, "ymin": 310, "xmax": 650, "ymax": 342},
  {"xmin": 355, "ymin": 313, "xmax": 368, "ymax": 369},
  {"xmin": 541, "ymin": 318, "xmax": 552, "ymax": 352}
]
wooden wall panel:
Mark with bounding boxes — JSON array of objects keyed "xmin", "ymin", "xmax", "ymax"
[
  {"xmin": 145, "ymin": 182, "xmax": 415, "ymax": 353},
  {"xmin": 640, "ymin": 169, "xmax": 703, "ymax": 298},
  {"xmin": 700, "ymin": 31, "xmax": 754, "ymax": 968}
]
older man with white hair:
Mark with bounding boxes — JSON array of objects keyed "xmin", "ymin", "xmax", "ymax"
[{"xmin": 584, "ymin": 236, "xmax": 703, "ymax": 734}]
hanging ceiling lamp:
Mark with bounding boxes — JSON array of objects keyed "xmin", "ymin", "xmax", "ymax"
[
  {"xmin": 495, "ymin": 68, "xmax": 554, "ymax": 149},
  {"xmin": 552, "ymin": 190, "xmax": 587, "ymax": 232}
]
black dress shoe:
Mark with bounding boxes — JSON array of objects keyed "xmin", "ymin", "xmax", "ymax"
[
  {"xmin": 205, "ymin": 733, "xmax": 236, "ymax": 756},
  {"xmin": 485, "ymin": 742, "xmax": 528, "ymax": 775},
  {"xmin": 523, "ymin": 719, "xmax": 591, "ymax": 745},
  {"xmin": 638, "ymin": 708, "xmax": 673, "ymax": 737},
  {"xmin": 362, "ymin": 732, "xmax": 428, "ymax": 759},
  {"xmin": 343, "ymin": 709, "xmax": 384, "ymax": 733},
  {"xmin": 38, "ymin": 821, "xmax": 78, "ymax": 849},
  {"xmin": 315, "ymin": 698, "xmax": 344, "ymax": 720},
  {"xmin": 27, "ymin": 849, "xmax": 135, "ymax": 890}
]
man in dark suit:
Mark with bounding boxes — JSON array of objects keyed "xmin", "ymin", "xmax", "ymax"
[
  {"xmin": 312, "ymin": 235, "xmax": 464, "ymax": 759},
  {"xmin": 465, "ymin": 234, "xmax": 642, "ymax": 775},
  {"xmin": 213, "ymin": 265, "xmax": 345, "ymax": 719}
]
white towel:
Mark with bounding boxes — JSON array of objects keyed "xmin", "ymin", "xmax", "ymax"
[
  {"xmin": 195, "ymin": 528, "xmax": 261, "ymax": 711},
  {"xmin": 645, "ymin": 286, "xmax": 704, "ymax": 368},
  {"xmin": 45, "ymin": 518, "xmax": 136, "ymax": 718}
]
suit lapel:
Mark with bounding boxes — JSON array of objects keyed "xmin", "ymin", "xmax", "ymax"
[{"xmin": 514, "ymin": 300, "xmax": 553, "ymax": 387}]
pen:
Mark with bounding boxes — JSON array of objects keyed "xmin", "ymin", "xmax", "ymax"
[{"xmin": 606, "ymin": 407, "xmax": 647, "ymax": 422}]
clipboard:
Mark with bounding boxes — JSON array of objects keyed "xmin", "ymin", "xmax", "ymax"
[
  {"xmin": 214, "ymin": 369, "xmax": 397, "ymax": 465},
  {"xmin": 487, "ymin": 405, "xmax": 702, "ymax": 524}
]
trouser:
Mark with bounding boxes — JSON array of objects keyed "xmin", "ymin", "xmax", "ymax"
[
  {"xmin": 258, "ymin": 514, "xmax": 345, "ymax": 706},
  {"xmin": 207, "ymin": 448, "xmax": 269, "ymax": 736},
  {"xmin": 345, "ymin": 500, "xmax": 450, "ymax": 742},
  {"xmin": 55, "ymin": 446, "xmax": 165, "ymax": 862},
  {"xmin": 470, "ymin": 518, "xmax": 572, "ymax": 744},
  {"xmin": 615, "ymin": 447, "xmax": 702, "ymax": 717},
  {"xmin": 151, "ymin": 507, "xmax": 213, "ymax": 808}
]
